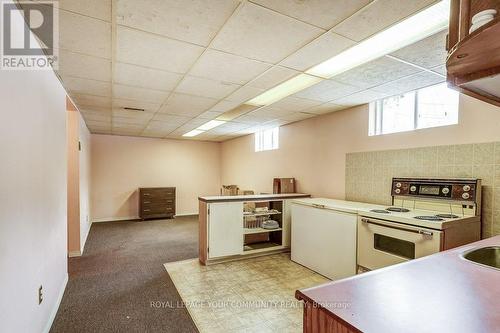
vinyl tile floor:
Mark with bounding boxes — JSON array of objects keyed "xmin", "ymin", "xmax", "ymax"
[{"xmin": 164, "ymin": 253, "xmax": 328, "ymax": 333}]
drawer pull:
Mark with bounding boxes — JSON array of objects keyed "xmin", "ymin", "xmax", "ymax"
[
  {"xmin": 144, "ymin": 209, "xmax": 151, "ymax": 212},
  {"xmin": 143, "ymin": 201, "xmax": 151, "ymax": 204},
  {"xmin": 143, "ymin": 193, "xmax": 151, "ymax": 196}
]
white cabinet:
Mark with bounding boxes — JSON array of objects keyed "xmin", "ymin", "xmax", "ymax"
[
  {"xmin": 208, "ymin": 202, "xmax": 243, "ymax": 258},
  {"xmin": 291, "ymin": 203, "xmax": 357, "ymax": 280}
]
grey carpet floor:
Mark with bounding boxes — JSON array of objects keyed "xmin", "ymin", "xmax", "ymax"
[{"xmin": 50, "ymin": 216, "xmax": 199, "ymax": 333}]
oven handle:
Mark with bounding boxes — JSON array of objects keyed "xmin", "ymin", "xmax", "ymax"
[{"xmin": 361, "ymin": 218, "xmax": 434, "ymax": 236}]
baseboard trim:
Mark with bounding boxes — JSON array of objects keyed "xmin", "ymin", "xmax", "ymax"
[
  {"xmin": 43, "ymin": 273, "xmax": 68, "ymax": 333},
  {"xmin": 68, "ymin": 250, "xmax": 82, "ymax": 258},
  {"xmin": 92, "ymin": 213, "xmax": 198, "ymax": 223},
  {"xmin": 175, "ymin": 212, "xmax": 198, "ymax": 217},
  {"xmin": 92, "ymin": 216, "xmax": 140, "ymax": 223}
]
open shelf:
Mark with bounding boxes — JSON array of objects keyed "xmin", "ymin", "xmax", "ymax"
[
  {"xmin": 244, "ymin": 227, "xmax": 282, "ymax": 235},
  {"xmin": 243, "ymin": 242, "xmax": 283, "ymax": 253},
  {"xmin": 243, "ymin": 210, "xmax": 281, "ymax": 217}
]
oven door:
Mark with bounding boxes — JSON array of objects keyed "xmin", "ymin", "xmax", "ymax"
[{"xmin": 357, "ymin": 217, "xmax": 443, "ymax": 271}]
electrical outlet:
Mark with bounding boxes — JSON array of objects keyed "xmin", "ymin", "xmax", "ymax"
[{"xmin": 38, "ymin": 285, "xmax": 43, "ymax": 305}]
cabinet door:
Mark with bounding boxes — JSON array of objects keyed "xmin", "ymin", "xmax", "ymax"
[
  {"xmin": 208, "ymin": 202, "xmax": 243, "ymax": 258},
  {"xmin": 291, "ymin": 203, "xmax": 357, "ymax": 280}
]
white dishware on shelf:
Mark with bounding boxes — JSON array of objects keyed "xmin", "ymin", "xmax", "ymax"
[{"xmin": 469, "ymin": 9, "xmax": 497, "ymax": 33}]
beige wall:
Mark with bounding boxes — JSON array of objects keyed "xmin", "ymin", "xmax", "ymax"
[
  {"xmin": 91, "ymin": 135, "xmax": 221, "ymax": 221},
  {"xmin": 79, "ymin": 111, "xmax": 92, "ymax": 251},
  {"xmin": 67, "ymin": 107, "xmax": 80, "ymax": 255},
  {"xmin": 0, "ymin": 9, "xmax": 68, "ymax": 332},
  {"xmin": 221, "ymin": 93, "xmax": 500, "ymax": 201}
]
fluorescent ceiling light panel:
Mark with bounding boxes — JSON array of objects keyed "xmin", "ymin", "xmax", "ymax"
[
  {"xmin": 307, "ymin": 0, "xmax": 450, "ymax": 78},
  {"xmin": 246, "ymin": 74, "xmax": 323, "ymax": 106},
  {"xmin": 182, "ymin": 129, "xmax": 205, "ymax": 137},
  {"xmin": 197, "ymin": 120, "xmax": 226, "ymax": 131}
]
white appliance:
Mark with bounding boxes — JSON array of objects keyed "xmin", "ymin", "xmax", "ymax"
[
  {"xmin": 357, "ymin": 178, "xmax": 482, "ymax": 272},
  {"xmin": 291, "ymin": 201, "xmax": 357, "ymax": 280}
]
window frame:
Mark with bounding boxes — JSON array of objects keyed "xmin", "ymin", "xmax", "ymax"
[
  {"xmin": 369, "ymin": 83, "xmax": 459, "ymax": 136},
  {"xmin": 255, "ymin": 127, "xmax": 279, "ymax": 152}
]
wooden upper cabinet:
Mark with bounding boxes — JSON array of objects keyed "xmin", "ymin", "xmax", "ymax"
[{"xmin": 446, "ymin": 0, "xmax": 500, "ymax": 107}]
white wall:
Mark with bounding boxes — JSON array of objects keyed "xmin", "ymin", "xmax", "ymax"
[
  {"xmin": 79, "ymin": 113, "xmax": 91, "ymax": 252},
  {"xmin": 91, "ymin": 134, "xmax": 221, "ymax": 221},
  {"xmin": 0, "ymin": 9, "xmax": 68, "ymax": 333}
]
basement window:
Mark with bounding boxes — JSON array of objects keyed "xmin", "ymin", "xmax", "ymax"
[
  {"xmin": 369, "ymin": 83, "xmax": 459, "ymax": 136},
  {"xmin": 255, "ymin": 127, "xmax": 279, "ymax": 152}
]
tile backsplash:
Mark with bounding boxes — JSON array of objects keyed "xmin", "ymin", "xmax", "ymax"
[{"xmin": 345, "ymin": 142, "xmax": 500, "ymax": 238}]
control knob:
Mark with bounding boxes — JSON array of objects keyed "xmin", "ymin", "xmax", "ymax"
[
  {"xmin": 442, "ymin": 188, "xmax": 450, "ymax": 195},
  {"xmin": 396, "ymin": 182, "xmax": 402, "ymax": 188},
  {"xmin": 463, "ymin": 185, "xmax": 471, "ymax": 192},
  {"xmin": 462, "ymin": 192, "xmax": 470, "ymax": 200},
  {"xmin": 410, "ymin": 186, "xmax": 417, "ymax": 192},
  {"xmin": 395, "ymin": 189, "xmax": 401, "ymax": 194}
]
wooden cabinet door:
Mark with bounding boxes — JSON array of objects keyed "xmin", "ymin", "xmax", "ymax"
[{"xmin": 208, "ymin": 202, "xmax": 243, "ymax": 258}]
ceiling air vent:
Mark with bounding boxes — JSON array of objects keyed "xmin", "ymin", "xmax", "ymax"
[{"xmin": 123, "ymin": 107, "xmax": 145, "ymax": 112}]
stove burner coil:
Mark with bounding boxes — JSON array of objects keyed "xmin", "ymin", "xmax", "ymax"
[
  {"xmin": 386, "ymin": 207, "xmax": 411, "ymax": 213},
  {"xmin": 435, "ymin": 214, "xmax": 459, "ymax": 219},
  {"xmin": 371, "ymin": 209, "xmax": 390, "ymax": 214},
  {"xmin": 414, "ymin": 216, "xmax": 444, "ymax": 221}
]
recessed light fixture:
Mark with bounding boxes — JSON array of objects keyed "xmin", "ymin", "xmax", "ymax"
[
  {"xmin": 307, "ymin": 0, "xmax": 450, "ymax": 78},
  {"xmin": 245, "ymin": 74, "xmax": 322, "ymax": 106},
  {"xmin": 197, "ymin": 120, "xmax": 226, "ymax": 131},
  {"xmin": 182, "ymin": 129, "xmax": 205, "ymax": 137}
]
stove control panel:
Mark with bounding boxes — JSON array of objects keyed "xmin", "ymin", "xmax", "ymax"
[{"xmin": 391, "ymin": 178, "xmax": 480, "ymax": 203}]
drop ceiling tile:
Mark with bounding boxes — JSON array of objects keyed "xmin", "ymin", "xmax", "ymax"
[
  {"xmin": 332, "ymin": 89, "xmax": 392, "ymax": 106},
  {"xmin": 112, "ymin": 129, "xmax": 143, "ymax": 136},
  {"xmin": 112, "ymin": 98, "xmax": 162, "ymax": 113},
  {"xmin": 208, "ymin": 100, "xmax": 242, "ymax": 113},
  {"xmin": 250, "ymin": 106, "xmax": 293, "ymax": 118},
  {"xmin": 249, "ymin": 0, "xmax": 372, "ymax": 30},
  {"xmin": 116, "ymin": 0, "xmax": 239, "ymax": 46},
  {"xmin": 160, "ymin": 92, "xmax": 219, "ymax": 116},
  {"xmin": 303, "ymin": 102, "xmax": 346, "ymax": 115},
  {"xmin": 234, "ymin": 111, "xmax": 276, "ymax": 125},
  {"xmin": 197, "ymin": 111, "xmax": 224, "ymax": 120},
  {"xmin": 112, "ymin": 122, "xmax": 145, "ymax": 130},
  {"xmin": 81, "ymin": 111, "xmax": 112, "ymax": 122},
  {"xmin": 151, "ymin": 113, "xmax": 192, "ymax": 125},
  {"xmin": 280, "ymin": 32, "xmax": 356, "ymax": 71},
  {"xmin": 390, "ymin": 29, "xmax": 448, "ymax": 69},
  {"xmin": 175, "ymin": 76, "xmax": 240, "ymax": 99},
  {"xmin": 294, "ymin": 79, "xmax": 361, "ymax": 102},
  {"xmin": 144, "ymin": 121, "xmax": 180, "ymax": 132},
  {"xmin": 71, "ymin": 94, "xmax": 111, "ymax": 108},
  {"xmin": 209, "ymin": 121, "xmax": 252, "ymax": 134},
  {"xmin": 57, "ymin": 50, "xmax": 111, "ymax": 82},
  {"xmin": 225, "ymin": 86, "xmax": 265, "ymax": 104},
  {"xmin": 270, "ymin": 96, "xmax": 322, "ymax": 112},
  {"xmin": 114, "ymin": 63, "xmax": 182, "ymax": 91},
  {"xmin": 85, "ymin": 120, "xmax": 112, "ymax": 128},
  {"xmin": 141, "ymin": 131, "xmax": 169, "ymax": 139},
  {"xmin": 113, "ymin": 116, "xmax": 150, "ymax": 128},
  {"xmin": 113, "ymin": 84, "xmax": 170, "ymax": 103},
  {"xmin": 59, "ymin": 10, "xmax": 111, "ymax": 58},
  {"xmin": 116, "ymin": 26, "xmax": 204, "ymax": 73},
  {"xmin": 247, "ymin": 66, "xmax": 299, "ymax": 90},
  {"xmin": 58, "ymin": 0, "xmax": 112, "ymax": 21},
  {"xmin": 189, "ymin": 49, "xmax": 272, "ymax": 85},
  {"xmin": 113, "ymin": 109, "xmax": 154, "ymax": 121},
  {"xmin": 332, "ymin": 0, "xmax": 439, "ymax": 42},
  {"xmin": 280, "ymin": 112, "xmax": 316, "ymax": 122},
  {"xmin": 211, "ymin": 2, "xmax": 324, "ymax": 63},
  {"xmin": 63, "ymin": 77, "xmax": 111, "ymax": 97},
  {"xmin": 332, "ymin": 56, "xmax": 420, "ymax": 89},
  {"xmin": 371, "ymin": 71, "xmax": 445, "ymax": 96}
]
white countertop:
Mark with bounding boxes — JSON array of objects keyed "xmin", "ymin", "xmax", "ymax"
[
  {"xmin": 292, "ymin": 198, "xmax": 479, "ymax": 230},
  {"xmin": 199, "ymin": 193, "xmax": 310, "ymax": 202}
]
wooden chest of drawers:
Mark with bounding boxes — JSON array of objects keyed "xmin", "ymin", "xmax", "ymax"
[{"xmin": 139, "ymin": 187, "xmax": 176, "ymax": 220}]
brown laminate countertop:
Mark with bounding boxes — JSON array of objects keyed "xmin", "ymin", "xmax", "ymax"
[
  {"xmin": 296, "ymin": 236, "xmax": 500, "ymax": 333},
  {"xmin": 198, "ymin": 193, "xmax": 310, "ymax": 203}
]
